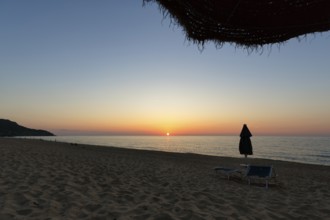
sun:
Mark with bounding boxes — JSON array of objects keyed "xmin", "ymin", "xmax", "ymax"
[{"xmin": 166, "ymin": 132, "xmax": 170, "ymax": 136}]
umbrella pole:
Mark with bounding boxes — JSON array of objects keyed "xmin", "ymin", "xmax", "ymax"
[{"xmin": 244, "ymin": 154, "xmax": 249, "ymax": 166}]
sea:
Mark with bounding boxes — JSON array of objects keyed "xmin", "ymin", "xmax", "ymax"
[{"xmin": 23, "ymin": 136, "xmax": 330, "ymax": 166}]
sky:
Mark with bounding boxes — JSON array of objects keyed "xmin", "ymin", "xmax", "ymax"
[{"xmin": 1, "ymin": 0, "xmax": 330, "ymax": 136}]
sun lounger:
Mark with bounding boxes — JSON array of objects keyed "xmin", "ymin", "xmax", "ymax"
[
  {"xmin": 245, "ymin": 165, "xmax": 277, "ymax": 188},
  {"xmin": 214, "ymin": 167, "xmax": 241, "ymax": 180}
]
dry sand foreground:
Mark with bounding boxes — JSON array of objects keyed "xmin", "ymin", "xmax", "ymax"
[{"xmin": 0, "ymin": 138, "xmax": 329, "ymax": 220}]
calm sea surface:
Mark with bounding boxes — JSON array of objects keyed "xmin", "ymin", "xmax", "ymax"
[{"xmin": 26, "ymin": 136, "xmax": 330, "ymax": 166}]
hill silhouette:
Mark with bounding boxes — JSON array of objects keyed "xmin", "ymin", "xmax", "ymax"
[{"xmin": 0, "ymin": 119, "xmax": 54, "ymax": 137}]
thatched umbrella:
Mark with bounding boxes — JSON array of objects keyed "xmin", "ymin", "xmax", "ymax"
[
  {"xmin": 144, "ymin": 0, "xmax": 330, "ymax": 49},
  {"xmin": 239, "ymin": 124, "xmax": 253, "ymax": 158}
]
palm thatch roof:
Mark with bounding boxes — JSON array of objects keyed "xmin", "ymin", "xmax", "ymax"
[{"xmin": 144, "ymin": 0, "xmax": 330, "ymax": 49}]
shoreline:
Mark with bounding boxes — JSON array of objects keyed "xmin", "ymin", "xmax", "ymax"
[
  {"xmin": 42, "ymin": 137, "xmax": 330, "ymax": 167},
  {"xmin": 34, "ymin": 137, "xmax": 330, "ymax": 167},
  {"xmin": 1, "ymin": 138, "xmax": 329, "ymax": 219},
  {"xmin": 14, "ymin": 135, "xmax": 330, "ymax": 167}
]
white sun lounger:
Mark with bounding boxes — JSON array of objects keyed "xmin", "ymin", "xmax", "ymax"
[{"xmin": 214, "ymin": 167, "xmax": 241, "ymax": 180}]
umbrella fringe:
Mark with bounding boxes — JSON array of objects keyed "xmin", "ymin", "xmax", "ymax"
[{"xmin": 143, "ymin": 0, "xmax": 330, "ymax": 52}]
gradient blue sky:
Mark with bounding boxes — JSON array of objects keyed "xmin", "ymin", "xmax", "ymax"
[{"xmin": 1, "ymin": 0, "xmax": 330, "ymax": 136}]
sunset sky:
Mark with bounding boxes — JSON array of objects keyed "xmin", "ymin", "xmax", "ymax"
[{"xmin": 1, "ymin": 0, "xmax": 330, "ymax": 136}]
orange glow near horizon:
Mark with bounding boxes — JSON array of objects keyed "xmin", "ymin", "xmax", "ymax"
[
  {"xmin": 38, "ymin": 118, "xmax": 330, "ymax": 136},
  {"xmin": 15, "ymin": 117, "xmax": 330, "ymax": 136},
  {"xmin": 11, "ymin": 106, "xmax": 330, "ymax": 136},
  {"xmin": 43, "ymin": 117, "xmax": 248, "ymax": 136}
]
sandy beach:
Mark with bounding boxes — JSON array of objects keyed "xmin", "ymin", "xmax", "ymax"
[{"xmin": 0, "ymin": 138, "xmax": 329, "ymax": 219}]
